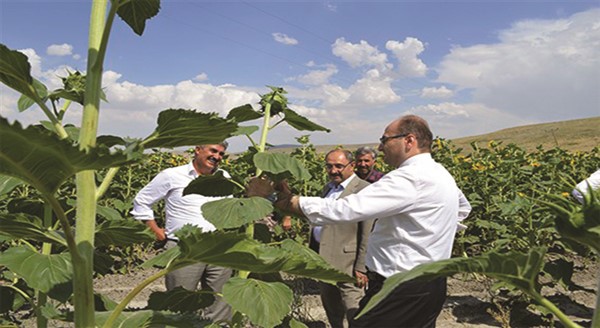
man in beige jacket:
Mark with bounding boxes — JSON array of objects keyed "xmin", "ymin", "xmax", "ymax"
[{"xmin": 312, "ymin": 149, "xmax": 373, "ymax": 328}]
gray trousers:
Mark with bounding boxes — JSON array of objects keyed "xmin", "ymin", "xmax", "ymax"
[
  {"xmin": 319, "ymin": 281, "xmax": 364, "ymax": 328},
  {"xmin": 165, "ymin": 240, "xmax": 233, "ymax": 322}
]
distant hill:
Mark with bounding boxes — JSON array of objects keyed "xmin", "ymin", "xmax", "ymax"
[
  {"xmin": 450, "ymin": 116, "xmax": 599, "ymax": 153},
  {"xmin": 266, "ymin": 116, "xmax": 600, "ymax": 154}
]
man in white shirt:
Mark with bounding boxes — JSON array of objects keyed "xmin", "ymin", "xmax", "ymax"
[
  {"xmin": 572, "ymin": 169, "xmax": 600, "ymax": 204},
  {"xmin": 247, "ymin": 115, "xmax": 471, "ymax": 327},
  {"xmin": 312, "ymin": 149, "xmax": 373, "ymax": 328},
  {"xmin": 131, "ymin": 143, "xmax": 232, "ymax": 322}
]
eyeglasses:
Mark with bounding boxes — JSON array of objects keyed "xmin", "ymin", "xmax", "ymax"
[
  {"xmin": 325, "ymin": 161, "xmax": 353, "ymax": 170},
  {"xmin": 379, "ymin": 133, "xmax": 409, "ymax": 145}
]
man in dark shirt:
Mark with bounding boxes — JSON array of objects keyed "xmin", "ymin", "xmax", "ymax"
[{"xmin": 354, "ymin": 146, "xmax": 384, "ymax": 183}]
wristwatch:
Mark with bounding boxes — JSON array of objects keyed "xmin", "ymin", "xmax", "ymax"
[{"xmin": 266, "ymin": 191, "xmax": 278, "ymax": 203}]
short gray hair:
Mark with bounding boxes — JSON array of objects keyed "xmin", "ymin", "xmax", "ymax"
[
  {"xmin": 355, "ymin": 146, "xmax": 377, "ymax": 159},
  {"xmin": 325, "ymin": 149, "xmax": 354, "ymax": 162},
  {"xmin": 198, "ymin": 141, "xmax": 229, "ymax": 150}
]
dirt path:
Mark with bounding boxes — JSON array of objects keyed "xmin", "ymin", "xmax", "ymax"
[{"xmin": 14, "ymin": 257, "xmax": 597, "ymax": 327}]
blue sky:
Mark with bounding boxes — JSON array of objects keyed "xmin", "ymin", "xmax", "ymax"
[{"xmin": 2, "ymin": 1, "xmax": 599, "ymax": 152}]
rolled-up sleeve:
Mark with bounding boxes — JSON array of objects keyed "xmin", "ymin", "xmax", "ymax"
[{"xmin": 456, "ymin": 189, "xmax": 471, "ymax": 231}]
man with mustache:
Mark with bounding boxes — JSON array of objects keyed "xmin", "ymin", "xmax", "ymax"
[
  {"xmin": 354, "ymin": 146, "xmax": 384, "ymax": 183},
  {"xmin": 131, "ymin": 143, "xmax": 232, "ymax": 322},
  {"xmin": 311, "ymin": 149, "xmax": 373, "ymax": 328}
]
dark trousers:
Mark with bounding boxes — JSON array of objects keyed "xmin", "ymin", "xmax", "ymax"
[
  {"xmin": 351, "ymin": 273, "xmax": 447, "ymax": 328},
  {"xmin": 164, "ymin": 240, "xmax": 232, "ymax": 322}
]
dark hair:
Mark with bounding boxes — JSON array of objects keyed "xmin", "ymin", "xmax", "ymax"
[
  {"xmin": 355, "ymin": 146, "xmax": 378, "ymax": 159},
  {"xmin": 397, "ymin": 115, "xmax": 433, "ymax": 151},
  {"xmin": 325, "ymin": 149, "xmax": 354, "ymax": 162}
]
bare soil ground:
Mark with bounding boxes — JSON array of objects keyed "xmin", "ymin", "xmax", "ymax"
[{"xmin": 13, "ymin": 256, "xmax": 598, "ymax": 327}]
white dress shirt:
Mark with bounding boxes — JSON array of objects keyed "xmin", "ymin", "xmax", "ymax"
[
  {"xmin": 299, "ymin": 153, "xmax": 471, "ymax": 278},
  {"xmin": 312, "ymin": 174, "xmax": 355, "ymax": 243},
  {"xmin": 572, "ymin": 169, "xmax": 600, "ymax": 204},
  {"xmin": 131, "ymin": 162, "xmax": 229, "ymax": 240}
]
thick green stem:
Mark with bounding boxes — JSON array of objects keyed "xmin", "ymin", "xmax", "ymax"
[
  {"xmin": 535, "ymin": 294, "xmax": 580, "ymax": 328},
  {"xmin": 35, "ymin": 205, "xmax": 55, "ymax": 328},
  {"xmin": 102, "ymin": 268, "xmax": 170, "ymax": 328},
  {"xmin": 238, "ymin": 101, "xmax": 273, "ymax": 279},
  {"xmin": 72, "ymin": 0, "xmax": 116, "ymax": 325}
]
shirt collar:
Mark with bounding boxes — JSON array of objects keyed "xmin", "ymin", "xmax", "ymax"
[
  {"xmin": 186, "ymin": 161, "xmax": 199, "ymax": 178},
  {"xmin": 327, "ymin": 173, "xmax": 357, "ymax": 190},
  {"xmin": 399, "ymin": 153, "xmax": 432, "ymax": 168}
]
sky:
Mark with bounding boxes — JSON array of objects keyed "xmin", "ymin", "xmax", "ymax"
[{"xmin": 1, "ymin": 1, "xmax": 599, "ymax": 153}]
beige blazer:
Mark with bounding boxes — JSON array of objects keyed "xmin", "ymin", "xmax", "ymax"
[{"xmin": 318, "ymin": 175, "xmax": 373, "ymax": 276}]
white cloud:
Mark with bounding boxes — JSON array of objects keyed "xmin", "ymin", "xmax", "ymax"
[
  {"xmin": 347, "ymin": 69, "xmax": 401, "ymax": 105},
  {"xmin": 332, "ymin": 38, "xmax": 392, "ymax": 71},
  {"xmin": 18, "ymin": 48, "xmax": 42, "ymax": 77},
  {"xmin": 272, "ymin": 33, "xmax": 298, "ymax": 45},
  {"xmin": 421, "ymin": 86, "xmax": 454, "ymax": 99},
  {"xmin": 47, "ymin": 43, "xmax": 73, "ymax": 56},
  {"xmin": 407, "ymin": 102, "xmax": 533, "ymax": 139},
  {"xmin": 386, "ymin": 37, "xmax": 427, "ymax": 77},
  {"xmin": 194, "ymin": 73, "xmax": 208, "ymax": 82},
  {"xmin": 436, "ymin": 8, "xmax": 600, "ymax": 122},
  {"xmin": 295, "ymin": 65, "xmax": 338, "ymax": 86},
  {"xmin": 324, "ymin": 2, "xmax": 337, "ymax": 12}
]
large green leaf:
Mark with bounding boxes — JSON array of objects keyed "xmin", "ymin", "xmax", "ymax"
[
  {"xmin": 146, "ymin": 287, "xmax": 215, "ymax": 312},
  {"xmin": 18, "ymin": 78, "xmax": 48, "ymax": 112},
  {"xmin": 253, "ymin": 152, "xmax": 311, "ymax": 181},
  {"xmin": 201, "ymin": 197, "xmax": 273, "ymax": 229},
  {"xmin": 164, "ymin": 227, "xmax": 352, "ymax": 283},
  {"xmin": 554, "ymin": 189, "xmax": 600, "ymax": 254},
  {"xmin": 0, "ymin": 213, "xmax": 66, "ymax": 245},
  {"xmin": 357, "ymin": 248, "xmax": 547, "ymax": 318},
  {"xmin": 96, "ymin": 310, "xmax": 207, "ymax": 328},
  {"xmin": 0, "ymin": 174, "xmax": 22, "ymax": 195},
  {"xmin": 141, "ymin": 109, "xmax": 238, "ymax": 149},
  {"xmin": 282, "ymin": 108, "xmax": 330, "ymax": 132},
  {"xmin": 223, "ymin": 277, "xmax": 292, "ymax": 327},
  {"xmin": 231, "ymin": 125, "xmax": 259, "ymax": 137},
  {"xmin": 116, "ymin": 0, "xmax": 160, "ymax": 36},
  {"xmin": 95, "ymin": 310, "xmax": 153, "ymax": 328},
  {"xmin": 278, "ymin": 239, "xmax": 343, "ymax": 279},
  {"xmin": 95, "ymin": 219, "xmax": 154, "ymax": 247},
  {"xmin": 141, "ymin": 245, "xmax": 180, "ymax": 269},
  {"xmin": 96, "ymin": 204, "xmax": 123, "ymax": 221},
  {"xmin": 183, "ymin": 171, "xmax": 240, "ymax": 197},
  {"xmin": 0, "ymin": 44, "xmax": 38, "ymax": 100},
  {"xmin": 226, "ymin": 104, "xmax": 263, "ymax": 122},
  {"xmin": 0, "ymin": 117, "xmax": 136, "ymax": 194},
  {"xmin": 0, "ymin": 246, "xmax": 72, "ymax": 293}
]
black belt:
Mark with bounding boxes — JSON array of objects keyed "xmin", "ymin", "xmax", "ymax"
[{"xmin": 366, "ymin": 269, "xmax": 386, "ymax": 283}]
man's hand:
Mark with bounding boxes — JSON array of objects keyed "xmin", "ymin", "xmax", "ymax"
[
  {"xmin": 281, "ymin": 215, "xmax": 292, "ymax": 231},
  {"xmin": 355, "ymin": 271, "xmax": 368, "ymax": 288},
  {"xmin": 246, "ymin": 176, "xmax": 275, "ymax": 198}
]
